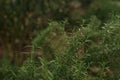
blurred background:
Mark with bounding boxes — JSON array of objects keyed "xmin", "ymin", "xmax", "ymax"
[{"xmin": 0, "ymin": 0, "xmax": 120, "ymax": 63}]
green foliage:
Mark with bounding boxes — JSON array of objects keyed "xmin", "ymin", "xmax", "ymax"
[
  {"xmin": 0, "ymin": 13, "xmax": 120, "ymax": 79},
  {"xmin": 0, "ymin": 0, "xmax": 120, "ymax": 80}
]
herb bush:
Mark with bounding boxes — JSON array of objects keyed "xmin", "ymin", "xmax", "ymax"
[{"xmin": 0, "ymin": 14, "xmax": 120, "ymax": 80}]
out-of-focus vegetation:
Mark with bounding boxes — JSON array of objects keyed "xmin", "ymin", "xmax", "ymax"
[{"xmin": 0, "ymin": 0, "xmax": 120, "ymax": 80}]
